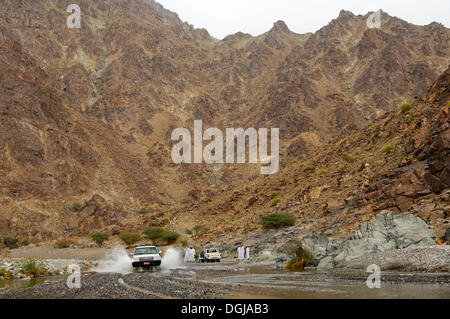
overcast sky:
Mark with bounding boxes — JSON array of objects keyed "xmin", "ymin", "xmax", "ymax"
[{"xmin": 156, "ymin": 0, "xmax": 450, "ymax": 39}]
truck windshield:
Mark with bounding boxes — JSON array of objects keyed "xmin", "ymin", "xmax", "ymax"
[
  {"xmin": 207, "ymin": 249, "xmax": 218, "ymax": 253},
  {"xmin": 134, "ymin": 247, "xmax": 158, "ymax": 255}
]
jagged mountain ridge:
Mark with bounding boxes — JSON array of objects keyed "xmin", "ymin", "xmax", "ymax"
[
  {"xmin": 0, "ymin": 0, "xmax": 448, "ymax": 240},
  {"xmin": 195, "ymin": 66, "xmax": 449, "ymax": 244}
]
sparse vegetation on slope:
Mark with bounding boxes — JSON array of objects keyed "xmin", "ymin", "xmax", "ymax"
[
  {"xmin": 119, "ymin": 232, "xmax": 141, "ymax": 247},
  {"xmin": 261, "ymin": 213, "xmax": 296, "ymax": 230},
  {"xmin": 91, "ymin": 233, "xmax": 109, "ymax": 247}
]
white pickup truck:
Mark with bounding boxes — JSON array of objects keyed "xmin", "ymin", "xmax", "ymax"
[
  {"xmin": 129, "ymin": 245, "xmax": 162, "ymax": 270},
  {"xmin": 199, "ymin": 248, "xmax": 222, "ymax": 263}
]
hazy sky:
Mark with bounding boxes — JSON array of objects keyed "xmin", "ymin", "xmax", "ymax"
[{"xmin": 156, "ymin": 0, "xmax": 450, "ymax": 39}]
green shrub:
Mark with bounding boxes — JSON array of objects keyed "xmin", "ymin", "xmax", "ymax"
[
  {"xmin": 138, "ymin": 208, "xmax": 149, "ymax": 215},
  {"xmin": 144, "ymin": 227, "xmax": 165, "ymax": 240},
  {"xmin": 270, "ymin": 198, "xmax": 281, "ymax": 207},
  {"xmin": 161, "ymin": 231, "xmax": 180, "ymax": 244},
  {"xmin": 119, "ymin": 232, "xmax": 141, "ymax": 247},
  {"xmin": 384, "ymin": 144, "xmax": 393, "ymax": 154},
  {"xmin": 143, "ymin": 227, "xmax": 180, "ymax": 244},
  {"xmin": 21, "ymin": 258, "xmax": 46, "ymax": 277},
  {"xmin": 295, "ymin": 247, "xmax": 315, "ymax": 260},
  {"xmin": 55, "ymin": 238, "xmax": 73, "ymax": 248},
  {"xmin": 286, "ymin": 248, "xmax": 314, "ymax": 271},
  {"xmin": 398, "ymin": 155, "xmax": 405, "ymax": 164},
  {"xmin": 260, "ymin": 213, "xmax": 295, "ymax": 230},
  {"xmin": 316, "ymin": 169, "xmax": 326, "ymax": 176},
  {"xmin": 72, "ymin": 202, "xmax": 83, "ymax": 211},
  {"xmin": 342, "ymin": 153, "xmax": 356, "ymax": 163},
  {"xmin": 366, "ymin": 122, "xmax": 373, "ymax": 128},
  {"xmin": 270, "ymin": 191, "xmax": 279, "ymax": 198},
  {"xmin": 304, "ymin": 165, "xmax": 313, "ymax": 171},
  {"xmin": 4, "ymin": 237, "xmax": 18, "ymax": 249},
  {"xmin": 0, "ymin": 268, "xmax": 13, "ymax": 280},
  {"xmin": 21, "ymin": 240, "xmax": 29, "ymax": 246},
  {"xmin": 91, "ymin": 233, "xmax": 109, "ymax": 247},
  {"xmin": 400, "ymin": 102, "xmax": 411, "ymax": 113}
]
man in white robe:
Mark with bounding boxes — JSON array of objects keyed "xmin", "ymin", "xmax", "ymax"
[
  {"xmin": 237, "ymin": 246, "xmax": 244, "ymax": 261},
  {"xmin": 184, "ymin": 247, "xmax": 190, "ymax": 263},
  {"xmin": 190, "ymin": 247, "xmax": 196, "ymax": 262},
  {"xmin": 245, "ymin": 246, "xmax": 250, "ymax": 260}
]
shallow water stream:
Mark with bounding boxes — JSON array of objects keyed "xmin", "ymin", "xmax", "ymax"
[
  {"xmin": 1, "ymin": 263, "xmax": 449, "ymax": 299},
  {"xmin": 193, "ymin": 265, "xmax": 450, "ymax": 299}
]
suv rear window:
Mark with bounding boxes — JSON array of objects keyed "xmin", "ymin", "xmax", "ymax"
[{"xmin": 134, "ymin": 247, "xmax": 158, "ymax": 255}]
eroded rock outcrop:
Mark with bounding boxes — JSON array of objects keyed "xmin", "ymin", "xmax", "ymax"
[{"xmin": 299, "ymin": 210, "xmax": 437, "ymax": 268}]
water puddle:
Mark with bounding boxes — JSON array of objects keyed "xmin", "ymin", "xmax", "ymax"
[
  {"xmin": 0, "ymin": 276, "xmax": 62, "ymax": 290},
  {"xmin": 193, "ymin": 265, "xmax": 450, "ymax": 299}
]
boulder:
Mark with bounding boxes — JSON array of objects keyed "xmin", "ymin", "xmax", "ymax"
[
  {"xmin": 298, "ymin": 234, "xmax": 329, "ymax": 259},
  {"xmin": 296, "ymin": 210, "xmax": 437, "ymax": 266},
  {"xmin": 317, "ymin": 256, "xmax": 334, "ymax": 269},
  {"xmin": 429, "ymin": 210, "xmax": 445, "ymax": 222},
  {"xmin": 276, "ymin": 238, "xmax": 301, "ymax": 255},
  {"xmin": 254, "ymin": 250, "xmax": 278, "ymax": 262},
  {"xmin": 335, "ymin": 211, "xmax": 436, "ymax": 262},
  {"xmin": 436, "ymin": 225, "xmax": 450, "ymax": 239}
]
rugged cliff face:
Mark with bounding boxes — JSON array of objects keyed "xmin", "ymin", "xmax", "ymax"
[
  {"xmin": 193, "ymin": 66, "xmax": 449, "ymax": 245},
  {"xmin": 0, "ymin": 0, "xmax": 448, "ymax": 240}
]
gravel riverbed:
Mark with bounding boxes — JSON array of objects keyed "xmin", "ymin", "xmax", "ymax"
[{"xmin": 0, "ymin": 271, "xmax": 230, "ymax": 299}]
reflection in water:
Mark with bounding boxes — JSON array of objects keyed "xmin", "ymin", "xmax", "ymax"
[
  {"xmin": 0, "ymin": 276, "xmax": 62, "ymax": 290},
  {"xmin": 2, "ymin": 265, "xmax": 449, "ymax": 299},
  {"xmin": 195, "ymin": 266, "xmax": 450, "ymax": 299}
]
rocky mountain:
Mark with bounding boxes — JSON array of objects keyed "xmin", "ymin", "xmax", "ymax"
[
  {"xmin": 0, "ymin": 0, "xmax": 448, "ymax": 241},
  {"xmin": 198, "ymin": 65, "xmax": 449, "ymax": 249}
]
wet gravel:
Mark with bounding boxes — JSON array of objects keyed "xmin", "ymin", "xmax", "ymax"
[
  {"xmin": 0, "ymin": 273, "xmax": 151, "ymax": 299},
  {"xmin": 123, "ymin": 272, "xmax": 230, "ymax": 299},
  {"xmin": 328, "ymin": 268, "xmax": 450, "ymax": 284},
  {"xmin": 1, "ymin": 260, "xmax": 448, "ymax": 299},
  {"xmin": 337, "ymin": 246, "xmax": 450, "ymax": 272},
  {"xmin": 0, "ymin": 271, "xmax": 231, "ymax": 299}
]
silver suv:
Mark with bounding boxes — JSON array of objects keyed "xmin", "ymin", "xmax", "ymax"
[{"xmin": 130, "ymin": 246, "xmax": 162, "ymax": 269}]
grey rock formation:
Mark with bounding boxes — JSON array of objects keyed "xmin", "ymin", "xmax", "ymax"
[{"xmin": 298, "ymin": 210, "xmax": 437, "ymax": 267}]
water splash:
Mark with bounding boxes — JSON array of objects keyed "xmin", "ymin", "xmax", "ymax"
[
  {"xmin": 92, "ymin": 246, "xmax": 132, "ymax": 274},
  {"xmin": 161, "ymin": 247, "xmax": 184, "ymax": 270}
]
